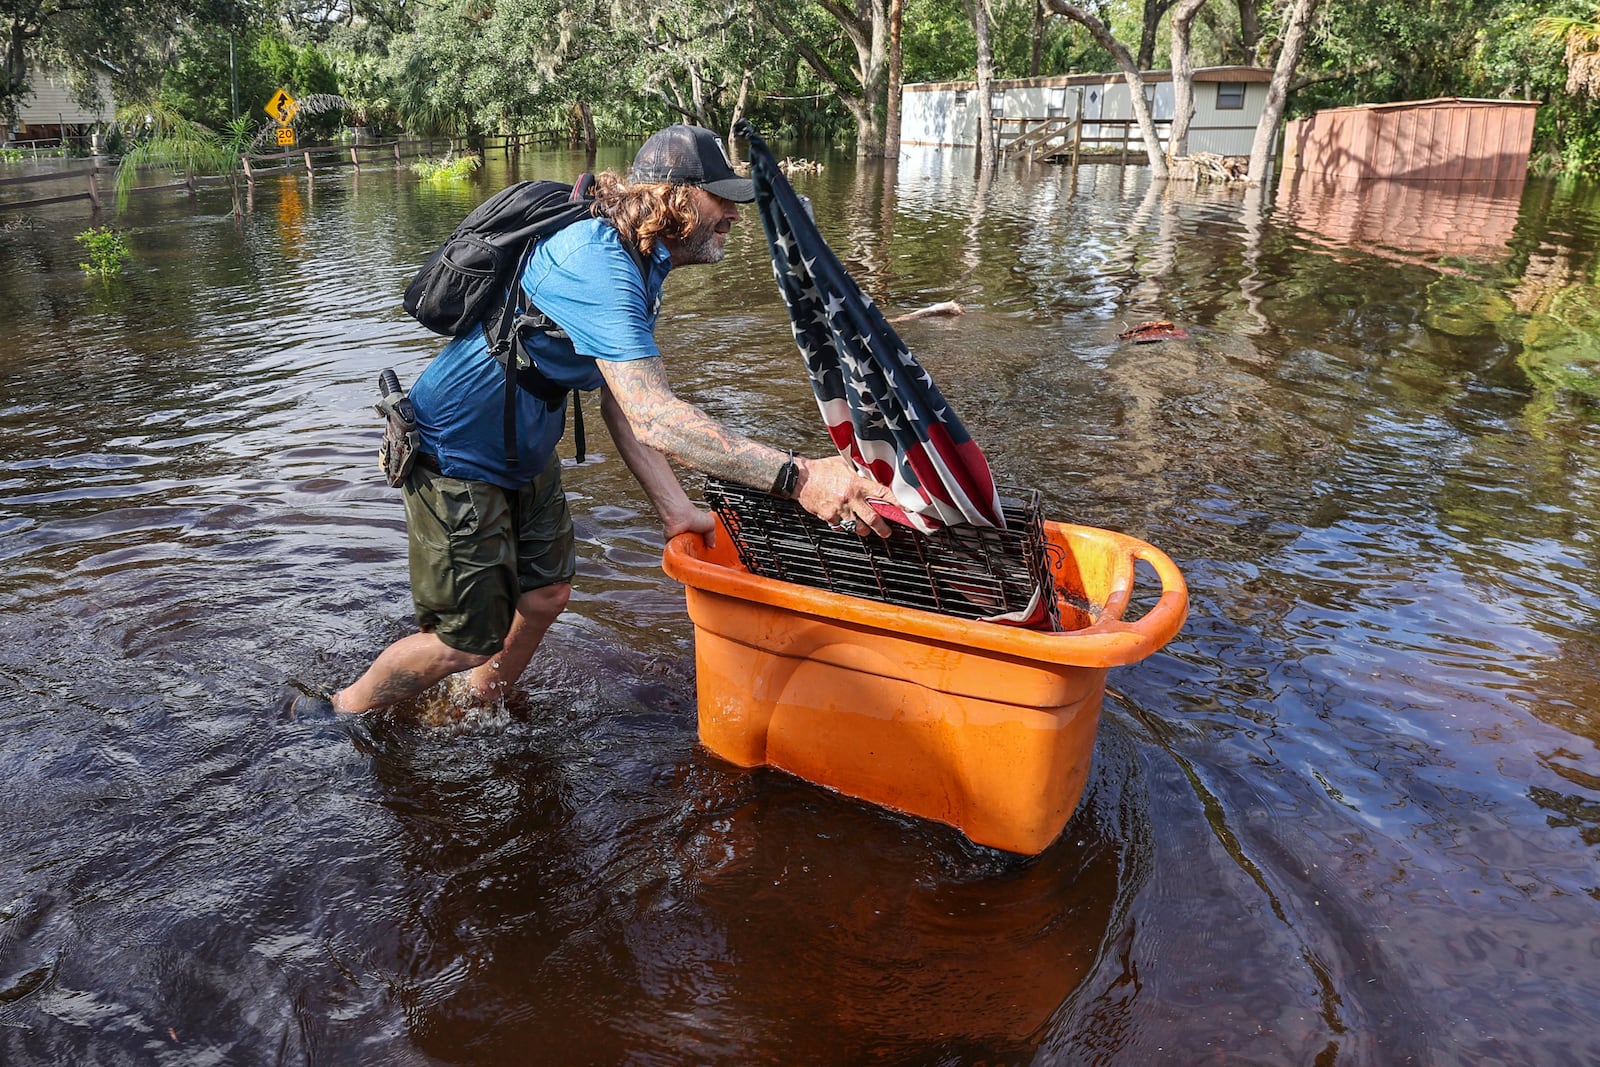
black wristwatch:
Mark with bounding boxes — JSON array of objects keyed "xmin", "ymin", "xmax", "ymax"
[{"xmin": 769, "ymin": 451, "xmax": 801, "ymax": 499}]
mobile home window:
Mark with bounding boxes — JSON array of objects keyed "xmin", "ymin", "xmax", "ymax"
[
  {"xmin": 954, "ymin": 90, "xmax": 969, "ymax": 107},
  {"xmin": 1047, "ymin": 87, "xmax": 1066, "ymax": 118},
  {"xmin": 1216, "ymin": 82, "xmax": 1245, "ymax": 110},
  {"xmin": 989, "ymin": 91, "xmax": 1005, "ymax": 118}
]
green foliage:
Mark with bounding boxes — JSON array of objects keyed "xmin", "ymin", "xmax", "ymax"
[
  {"xmin": 2, "ymin": 0, "xmax": 194, "ymax": 126},
  {"xmin": 76, "ymin": 226, "xmax": 130, "ymax": 277},
  {"xmin": 1556, "ymin": 111, "xmax": 1600, "ymax": 173},
  {"xmin": 325, "ymin": 45, "xmax": 396, "ymax": 132},
  {"xmin": 15, "ymin": 0, "xmax": 1600, "ymax": 176},
  {"xmin": 0, "ymin": 147, "xmax": 22, "ymax": 162},
  {"xmin": 156, "ymin": 25, "xmax": 343, "ymax": 137},
  {"xmin": 157, "ymin": 27, "xmax": 247, "ymax": 128},
  {"xmin": 112, "ymin": 101, "xmax": 242, "ymax": 210},
  {"xmin": 1297, "ymin": 0, "xmax": 1600, "ymax": 175},
  {"xmin": 903, "ymin": 0, "xmax": 976, "ymax": 81},
  {"xmin": 411, "ymin": 152, "xmax": 483, "ymax": 180},
  {"xmin": 900, "ymin": 0, "xmax": 1106, "ymax": 84}
]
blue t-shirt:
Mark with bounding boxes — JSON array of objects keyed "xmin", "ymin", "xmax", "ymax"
[{"xmin": 410, "ymin": 218, "xmax": 672, "ymax": 489}]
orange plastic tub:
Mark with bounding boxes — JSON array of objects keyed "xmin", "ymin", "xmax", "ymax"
[{"xmin": 662, "ymin": 518, "xmax": 1188, "ymax": 854}]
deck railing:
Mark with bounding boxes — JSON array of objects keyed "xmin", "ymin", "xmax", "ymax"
[{"xmin": 999, "ymin": 116, "xmax": 1173, "ymax": 164}]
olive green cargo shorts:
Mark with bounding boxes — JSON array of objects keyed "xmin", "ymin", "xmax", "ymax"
[{"xmin": 402, "ymin": 459, "xmax": 575, "ymax": 656}]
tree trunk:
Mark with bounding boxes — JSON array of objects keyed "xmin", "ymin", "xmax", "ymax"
[
  {"xmin": 2, "ymin": 25, "xmax": 29, "ymax": 130},
  {"xmin": 574, "ymin": 100, "xmax": 597, "ymax": 156},
  {"xmin": 1137, "ymin": 0, "xmax": 1177, "ymax": 70},
  {"xmin": 1042, "ymin": 0, "xmax": 1169, "ymax": 178},
  {"xmin": 728, "ymin": 69, "xmax": 753, "ymax": 151},
  {"xmin": 1168, "ymin": 0, "xmax": 1210, "ymax": 160},
  {"xmin": 1239, "ymin": 0, "xmax": 1265, "ymax": 64},
  {"xmin": 664, "ymin": 73, "xmax": 692, "ymax": 121},
  {"xmin": 885, "ymin": 0, "xmax": 903, "ymax": 160},
  {"xmin": 1246, "ymin": 0, "xmax": 1320, "ymax": 184},
  {"xmin": 760, "ymin": 0, "xmax": 892, "ymax": 157},
  {"xmin": 1030, "ymin": 0, "xmax": 1044, "ymax": 77},
  {"xmin": 689, "ymin": 66, "xmax": 710, "ymax": 128},
  {"xmin": 965, "ymin": 0, "xmax": 998, "ymax": 173},
  {"xmin": 860, "ymin": 0, "xmax": 891, "ymax": 157}
]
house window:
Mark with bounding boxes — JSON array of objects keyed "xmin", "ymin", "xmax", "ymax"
[
  {"xmin": 989, "ymin": 91, "xmax": 1005, "ymax": 118},
  {"xmin": 1216, "ymin": 82, "xmax": 1245, "ymax": 110},
  {"xmin": 954, "ymin": 90, "xmax": 969, "ymax": 108},
  {"xmin": 1047, "ymin": 87, "xmax": 1066, "ymax": 118}
]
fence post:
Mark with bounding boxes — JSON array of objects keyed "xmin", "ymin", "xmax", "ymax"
[{"xmin": 86, "ymin": 167, "xmax": 101, "ymax": 210}]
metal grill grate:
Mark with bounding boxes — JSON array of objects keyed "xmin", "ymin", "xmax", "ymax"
[{"xmin": 702, "ymin": 478, "xmax": 1063, "ymax": 631}]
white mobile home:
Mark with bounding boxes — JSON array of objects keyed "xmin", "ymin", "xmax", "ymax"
[
  {"xmin": 8, "ymin": 63, "xmax": 115, "ymax": 145},
  {"xmin": 902, "ymin": 66, "xmax": 1273, "ymax": 160}
]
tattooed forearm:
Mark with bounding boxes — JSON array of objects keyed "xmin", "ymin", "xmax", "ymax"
[{"xmin": 599, "ymin": 356, "xmax": 785, "ymax": 488}]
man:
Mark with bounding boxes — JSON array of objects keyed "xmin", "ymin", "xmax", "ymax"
[{"xmin": 335, "ymin": 125, "xmax": 891, "ymax": 714}]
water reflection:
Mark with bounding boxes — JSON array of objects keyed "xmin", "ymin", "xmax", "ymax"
[
  {"xmin": 1275, "ymin": 170, "xmax": 1527, "ymax": 266},
  {"xmin": 364, "ymin": 669, "xmax": 1136, "ymax": 1064}
]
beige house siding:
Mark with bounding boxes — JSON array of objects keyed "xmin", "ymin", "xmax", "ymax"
[
  {"xmin": 902, "ymin": 67, "xmax": 1271, "ymax": 158},
  {"xmin": 12, "ymin": 65, "xmax": 115, "ymax": 134}
]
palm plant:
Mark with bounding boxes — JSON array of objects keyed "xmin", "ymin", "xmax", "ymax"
[
  {"xmin": 114, "ymin": 103, "xmax": 257, "ymax": 216},
  {"xmin": 1536, "ymin": 8, "xmax": 1600, "ymax": 98}
]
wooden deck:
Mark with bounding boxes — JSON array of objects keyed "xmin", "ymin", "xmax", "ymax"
[{"xmin": 1000, "ymin": 117, "xmax": 1173, "ymax": 164}]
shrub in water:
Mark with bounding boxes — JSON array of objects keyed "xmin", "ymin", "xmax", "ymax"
[
  {"xmin": 411, "ymin": 153, "xmax": 482, "ymax": 182},
  {"xmin": 76, "ymin": 226, "xmax": 130, "ymax": 277}
]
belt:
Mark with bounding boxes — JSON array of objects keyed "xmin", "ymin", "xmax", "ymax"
[{"xmin": 414, "ymin": 451, "xmax": 442, "ymax": 473}]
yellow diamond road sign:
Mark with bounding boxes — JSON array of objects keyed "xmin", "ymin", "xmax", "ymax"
[{"xmin": 264, "ymin": 88, "xmax": 298, "ymax": 124}]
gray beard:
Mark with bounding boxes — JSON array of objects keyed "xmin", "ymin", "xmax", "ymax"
[{"xmin": 675, "ymin": 227, "xmax": 725, "ymax": 265}]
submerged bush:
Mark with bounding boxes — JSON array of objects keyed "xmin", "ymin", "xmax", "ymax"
[
  {"xmin": 76, "ymin": 226, "xmax": 131, "ymax": 277},
  {"xmin": 411, "ymin": 153, "xmax": 481, "ymax": 181}
]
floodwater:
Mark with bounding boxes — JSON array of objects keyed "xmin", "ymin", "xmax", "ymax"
[{"xmin": 1, "ymin": 142, "xmax": 1598, "ymax": 1066}]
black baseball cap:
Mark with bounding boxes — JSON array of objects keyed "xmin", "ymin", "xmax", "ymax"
[{"xmin": 630, "ymin": 125, "xmax": 755, "ymax": 203}]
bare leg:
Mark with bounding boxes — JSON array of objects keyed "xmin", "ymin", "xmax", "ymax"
[
  {"xmin": 335, "ymin": 632, "xmax": 491, "ymax": 713},
  {"xmin": 467, "ymin": 582, "xmax": 571, "ymax": 703}
]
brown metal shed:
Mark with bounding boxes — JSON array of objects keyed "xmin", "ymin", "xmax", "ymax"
[{"xmin": 1280, "ymin": 98, "xmax": 1538, "ymax": 182}]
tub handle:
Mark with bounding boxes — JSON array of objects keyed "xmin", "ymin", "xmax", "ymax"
[{"xmin": 1090, "ymin": 537, "xmax": 1189, "ymax": 654}]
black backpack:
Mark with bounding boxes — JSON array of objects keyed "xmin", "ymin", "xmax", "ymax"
[{"xmin": 401, "ymin": 173, "xmax": 647, "ymax": 467}]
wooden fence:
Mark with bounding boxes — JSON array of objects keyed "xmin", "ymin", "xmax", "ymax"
[{"xmin": 0, "ymin": 132, "xmax": 565, "ymax": 214}]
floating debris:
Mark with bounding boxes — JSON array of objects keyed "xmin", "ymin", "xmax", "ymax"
[
  {"xmin": 889, "ymin": 300, "xmax": 966, "ymax": 322},
  {"xmin": 1118, "ymin": 319, "xmax": 1190, "ymax": 343}
]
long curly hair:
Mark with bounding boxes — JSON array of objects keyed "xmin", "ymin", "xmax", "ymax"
[{"xmin": 589, "ymin": 173, "xmax": 706, "ymax": 256}]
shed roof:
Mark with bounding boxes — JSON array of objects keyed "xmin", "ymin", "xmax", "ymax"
[
  {"xmin": 904, "ymin": 65, "xmax": 1273, "ymax": 93},
  {"xmin": 1312, "ymin": 96, "xmax": 1539, "ymax": 115}
]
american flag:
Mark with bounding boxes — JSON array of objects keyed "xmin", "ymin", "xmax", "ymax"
[{"xmin": 739, "ymin": 123, "xmax": 1004, "ymax": 533}]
